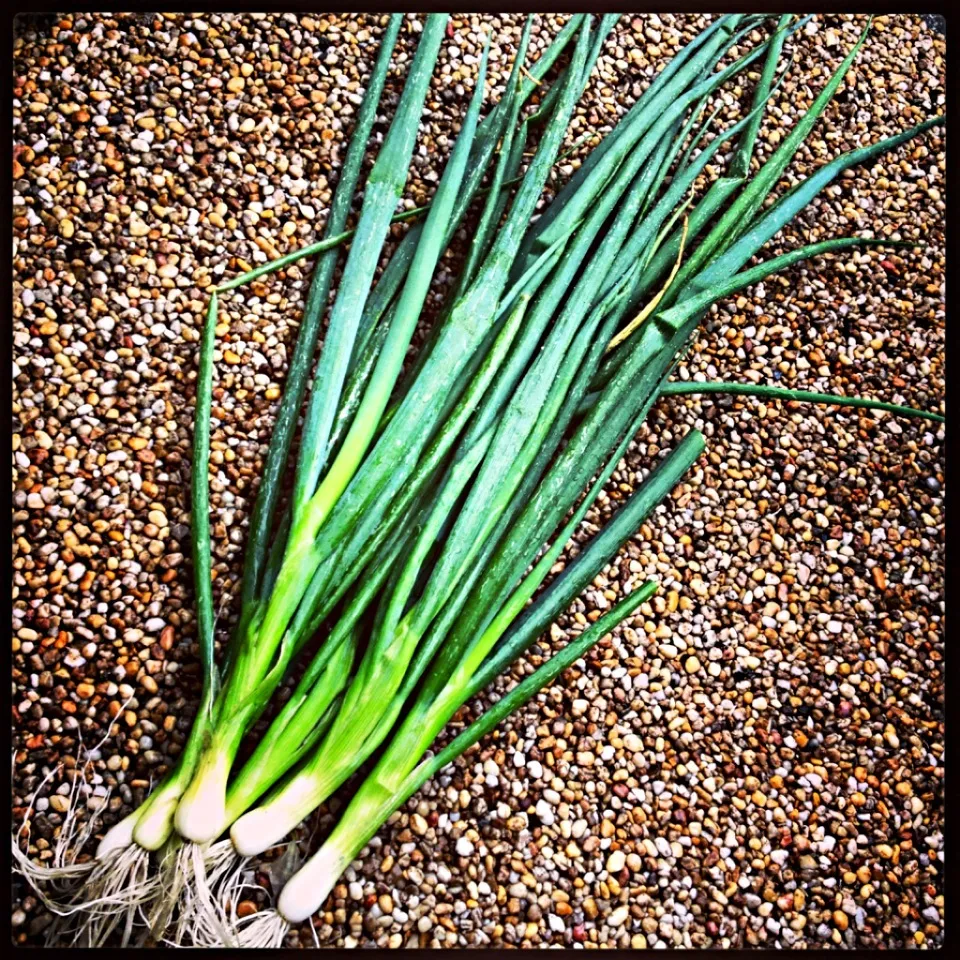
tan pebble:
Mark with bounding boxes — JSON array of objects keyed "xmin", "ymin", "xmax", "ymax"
[
  {"xmin": 608, "ymin": 905, "xmax": 630, "ymax": 927},
  {"xmin": 411, "ymin": 813, "xmax": 428, "ymax": 835},
  {"xmin": 606, "ymin": 850, "xmax": 625, "ymax": 873},
  {"xmin": 227, "ymin": 76, "xmax": 245, "ymax": 93},
  {"xmin": 684, "ymin": 656, "xmax": 700, "ymax": 674},
  {"xmin": 60, "ymin": 219, "xmax": 74, "ymax": 239},
  {"xmin": 833, "ymin": 910, "xmax": 849, "ymax": 932}
]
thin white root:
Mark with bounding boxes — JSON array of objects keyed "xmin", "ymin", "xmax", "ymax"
[
  {"xmin": 146, "ymin": 842, "xmax": 190, "ymax": 943},
  {"xmin": 46, "ymin": 843, "xmax": 159, "ymax": 947},
  {"xmin": 235, "ymin": 908, "xmax": 291, "ymax": 949},
  {"xmin": 11, "ymin": 774, "xmax": 95, "ymax": 910},
  {"xmin": 13, "ymin": 698, "xmax": 136, "ymax": 916},
  {"xmin": 174, "ymin": 842, "xmax": 251, "ymax": 947},
  {"xmin": 12, "ymin": 747, "xmax": 105, "ymax": 911},
  {"xmin": 10, "ymin": 837, "xmax": 94, "ymax": 905},
  {"xmin": 153, "ymin": 840, "xmax": 240, "ymax": 947},
  {"xmin": 189, "ymin": 842, "xmax": 242, "ymax": 947},
  {"xmin": 175, "ymin": 838, "xmax": 310, "ymax": 947}
]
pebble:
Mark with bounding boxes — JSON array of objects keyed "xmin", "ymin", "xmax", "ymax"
[
  {"xmin": 609, "ymin": 905, "xmax": 630, "ymax": 927},
  {"xmin": 606, "ymin": 850, "xmax": 626, "ymax": 874}
]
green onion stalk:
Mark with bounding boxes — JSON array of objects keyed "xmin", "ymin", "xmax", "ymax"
[
  {"xmin": 16, "ymin": 11, "xmax": 493, "ymax": 943},
  {"xmin": 80, "ymin": 15, "xmax": 417, "ymax": 869},
  {"xmin": 167, "ymin": 13, "xmax": 603, "ymax": 854}
]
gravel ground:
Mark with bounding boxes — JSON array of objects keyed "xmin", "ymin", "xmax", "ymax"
[{"xmin": 12, "ymin": 13, "xmax": 944, "ymax": 949}]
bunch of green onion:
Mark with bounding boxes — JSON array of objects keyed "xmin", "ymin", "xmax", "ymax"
[{"xmin": 16, "ymin": 12, "xmax": 942, "ymax": 948}]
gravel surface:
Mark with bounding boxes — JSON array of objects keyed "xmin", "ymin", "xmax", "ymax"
[{"xmin": 12, "ymin": 13, "xmax": 944, "ymax": 949}]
